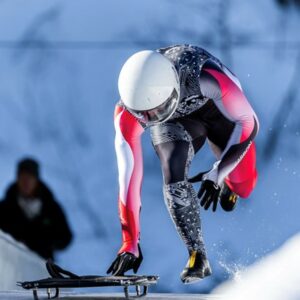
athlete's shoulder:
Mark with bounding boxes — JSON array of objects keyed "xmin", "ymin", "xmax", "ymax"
[
  {"xmin": 157, "ymin": 44, "xmax": 210, "ymax": 55},
  {"xmin": 114, "ymin": 101, "xmax": 147, "ymax": 130},
  {"xmin": 199, "ymin": 60, "xmax": 222, "ymax": 100},
  {"xmin": 199, "ymin": 59, "xmax": 243, "ymax": 99},
  {"xmin": 157, "ymin": 44, "xmax": 212, "ymax": 62}
]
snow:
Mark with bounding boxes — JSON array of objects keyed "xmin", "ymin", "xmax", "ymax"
[
  {"xmin": 0, "ymin": 230, "xmax": 47, "ymax": 290},
  {"xmin": 213, "ymin": 234, "xmax": 300, "ymax": 300},
  {"xmin": 0, "ymin": 0, "xmax": 299, "ymax": 295}
]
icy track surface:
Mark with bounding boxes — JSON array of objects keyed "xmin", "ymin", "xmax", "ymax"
[{"xmin": 0, "ymin": 291, "xmax": 221, "ymax": 300}]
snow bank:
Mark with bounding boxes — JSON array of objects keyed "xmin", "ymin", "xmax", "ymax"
[
  {"xmin": 213, "ymin": 234, "xmax": 300, "ymax": 300},
  {"xmin": 0, "ymin": 230, "xmax": 48, "ymax": 290},
  {"xmin": 0, "ymin": 0, "xmax": 299, "ymax": 294}
]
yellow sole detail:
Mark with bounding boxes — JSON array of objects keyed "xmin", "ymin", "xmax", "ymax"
[{"xmin": 189, "ymin": 251, "xmax": 197, "ymax": 268}]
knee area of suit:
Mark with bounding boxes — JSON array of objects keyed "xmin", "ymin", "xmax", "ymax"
[{"xmin": 162, "ymin": 161, "xmax": 185, "ymax": 184}]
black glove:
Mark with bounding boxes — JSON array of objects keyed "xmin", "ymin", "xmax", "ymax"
[
  {"xmin": 189, "ymin": 172, "xmax": 221, "ymax": 212},
  {"xmin": 107, "ymin": 244, "xmax": 143, "ymax": 276}
]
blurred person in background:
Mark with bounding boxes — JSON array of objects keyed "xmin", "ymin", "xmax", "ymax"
[
  {"xmin": 108, "ymin": 45, "xmax": 259, "ymax": 283},
  {"xmin": 0, "ymin": 157, "xmax": 72, "ymax": 259}
]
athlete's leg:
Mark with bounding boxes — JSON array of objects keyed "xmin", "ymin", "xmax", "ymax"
[{"xmin": 150, "ymin": 121, "xmax": 207, "ymax": 254}]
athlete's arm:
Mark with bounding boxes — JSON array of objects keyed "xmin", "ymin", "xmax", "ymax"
[
  {"xmin": 114, "ymin": 103, "xmax": 144, "ymax": 257},
  {"xmin": 199, "ymin": 60, "xmax": 259, "ymax": 187}
]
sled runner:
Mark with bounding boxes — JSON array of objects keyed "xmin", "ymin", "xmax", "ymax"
[{"xmin": 17, "ymin": 259, "xmax": 159, "ymax": 300}]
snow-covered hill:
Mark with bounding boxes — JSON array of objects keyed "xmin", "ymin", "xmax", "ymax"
[
  {"xmin": 213, "ymin": 234, "xmax": 300, "ymax": 300},
  {"xmin": 0, "ymin": 230, "xmax": 46, "ymax": 290},
  {"xmin": 0, "ymin": 0, "xmax": 299, "ymax": 294}
]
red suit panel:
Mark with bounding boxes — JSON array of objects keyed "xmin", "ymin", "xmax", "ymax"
[
  {"xmin": 114, "ymin": 105, "xmax": 144, "ymax": 256},
  {"xmin": 203, "ymin": 65, "xmax": 259, "ymax": 198}
]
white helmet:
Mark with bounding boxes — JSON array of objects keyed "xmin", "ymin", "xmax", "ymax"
[{"xmin": 118, "ymin": 50, "xmax": 180, "ymax": 125}]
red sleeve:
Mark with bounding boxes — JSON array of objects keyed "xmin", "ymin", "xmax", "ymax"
[
  {"xmin": 200, "ymin": 60, "xmax": 259, "ymax": 186},
  {"xmin": 114, "ymin": 104, "xmax": 144, "ymax": 256}
]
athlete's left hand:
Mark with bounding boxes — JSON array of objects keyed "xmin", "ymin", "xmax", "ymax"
[
  {"xmin": 189, "ymin": 171, "xmax": 221, "ymax": 212},
  {"xmin": 198, "ymin": 180, "xmax": 221, "ymax": 212},
  {"xmin": 107, "ymin": 252, "xmax": 138, "ymax": 276}
]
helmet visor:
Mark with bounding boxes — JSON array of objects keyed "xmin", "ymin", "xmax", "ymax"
[{"xmin": 128, "ymin": 89, "xmax": 179, "ymax": 125}]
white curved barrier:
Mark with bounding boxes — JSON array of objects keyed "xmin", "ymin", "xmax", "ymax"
[
  {"xmin": 0, "ymin": 230, "xmax": 48, "ymax": 290},
  {"xmin": 213, "ymin": 234, "xmax": 300, "ymax": 300}
]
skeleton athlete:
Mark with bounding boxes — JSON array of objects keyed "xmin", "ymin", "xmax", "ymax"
[{"xmin": 107, "ymin": 45, "xmax": 259, "ymax": 283}]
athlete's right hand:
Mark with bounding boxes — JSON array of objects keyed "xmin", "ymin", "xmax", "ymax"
[{"xmin": 106, "ymin": 245, "xmax": 143, "ymax": 276}]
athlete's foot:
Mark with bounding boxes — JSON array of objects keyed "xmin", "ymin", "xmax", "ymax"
[
  {"xmin": 219, "ymin": 184, "xmax": 239, "ymax": 212},
  {"xmin": 180, "ymin": 251, "xmax": 212, "ymax": 284}
]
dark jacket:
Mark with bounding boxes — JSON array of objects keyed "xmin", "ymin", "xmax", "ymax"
[{"xmin": 0, "ymin": 181, "xmax": 72, "ymax": 259}]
